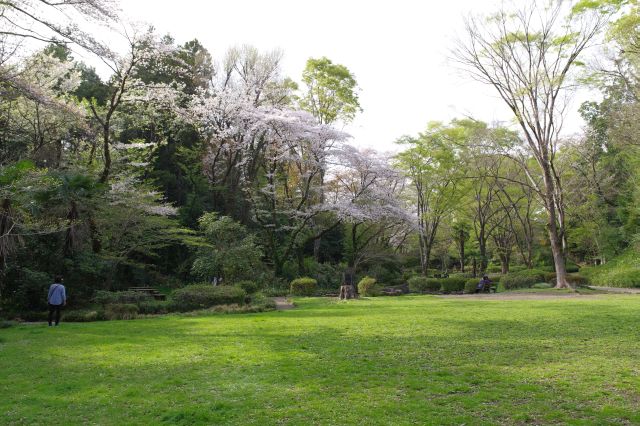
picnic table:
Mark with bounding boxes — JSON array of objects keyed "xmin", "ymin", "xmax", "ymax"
[{"xmin": 128, "ymin": 286, "xmax": 166, "ymax": 300}]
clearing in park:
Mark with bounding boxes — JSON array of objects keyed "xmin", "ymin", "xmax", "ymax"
[{"xmin": 2, "ymin": 294, "xmax": 639, "ymax": 425}]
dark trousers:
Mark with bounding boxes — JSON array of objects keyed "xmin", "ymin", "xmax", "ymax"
[{"xmin": 48, "ymin": 303, "xmax": 62, "ymax": 326}]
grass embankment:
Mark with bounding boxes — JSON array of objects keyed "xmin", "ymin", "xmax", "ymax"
[
  {"xmin": 1, "ymin": 296, "xmax": 640, "ymax": 425},
  {"xmin": 582, "ymin": 249, "xmax": 640, "ymax": 287}
]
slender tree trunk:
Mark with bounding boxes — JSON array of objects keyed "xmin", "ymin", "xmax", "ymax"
[
  {"xmin": 542, "ymin": 167, "xmax": 570, "ymax": 288},
  {"xmin": 459, "ymin": 229, "xmax": 465, "ymax": 273},
  {"xmin": 99, "ymin": 124, "xmax": 111, "ymax": 184},
  {"xmin": 478, "ymin": 236, "xmax": 488, "ymax": 274},
  {"xmin": 499, "ymin": 253, "xmax": 510, "ymax": 274}
]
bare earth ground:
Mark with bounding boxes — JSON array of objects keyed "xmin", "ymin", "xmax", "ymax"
[{"xmin": 273, "ymin": 296, "xmax": 295, "ymax": 310}]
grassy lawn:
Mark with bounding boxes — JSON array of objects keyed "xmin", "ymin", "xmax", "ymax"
[{"xmin": 2, "ymin": 295, "xmax": 640, "ymax": 425}]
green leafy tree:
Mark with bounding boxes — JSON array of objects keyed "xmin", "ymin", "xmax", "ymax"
[
  {"xmin": 299, "ymin": 57, "xmax": 361, "ymax": 125},
  {"xmin": 192, "ymin": 213, "xmax": 263, "ymax": 283}
]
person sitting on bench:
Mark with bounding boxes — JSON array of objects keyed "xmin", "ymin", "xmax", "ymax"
[{"xmin": 475, "ymin": 275, "xmax": 492, "ymax": 293}]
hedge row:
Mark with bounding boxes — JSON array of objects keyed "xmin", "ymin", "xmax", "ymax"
[
  {"xmin": 290, "ymin": 277, "xmax": 317, "ymax": 296},
  {"xmin": 408, "ymin": 276, "xmax": 467, "ymax": 293}
]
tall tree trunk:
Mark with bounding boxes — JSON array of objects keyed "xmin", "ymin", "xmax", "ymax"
[
  {"xmin": 499, "ymin": 253, "xmax": 510, "ymax": 274},
  {"xmin": 99, "ymin": 124, "xmax": 111, "ymax": 184},
  {"xmin": 542, "ymin": 167, "xmax": 570, "ymax": 288},
  {"xmin": 478, "ymin": 235, "xmax": 488, "ymax": 274},
  {"xmin": 459, "ymin": 229, "xmax": 465, "ymax": 273}
]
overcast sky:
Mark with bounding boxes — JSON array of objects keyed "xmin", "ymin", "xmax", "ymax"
[{"xmin": 118, "ymin": 0, "xmax": 591, "ymax": 151}]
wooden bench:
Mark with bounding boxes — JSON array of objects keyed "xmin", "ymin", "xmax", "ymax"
[
  {"xmin": 128, "ymin": 287, "xmax": 166, "ymax": 301},
  {"xmin": 482, "ymin": 283, "xmax": 497, "ymax": 293}
]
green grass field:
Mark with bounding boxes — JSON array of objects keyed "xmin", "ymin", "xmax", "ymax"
[{"xmin": 2, "ymin": 295, "xmax": 640, "ymax": 425}]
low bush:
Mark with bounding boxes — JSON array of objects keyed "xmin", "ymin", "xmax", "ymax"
[
  {"xmin": 138, "ymin": 300, "xmax": 171, "ymax": 315},
  {"xmin": 448, "ymin": 272, "xmax": 473, "ymax": 279},
  {"xmin": 486, "ymin": 264, "xmax": 502, "ymax": 273},
  {"xmin": 93, "ymin": 290, "xmax": 152, "ymax": 306},
  {"xmin": 235, "ymin": 280, "xmax": 260, "ymax": 294},
  {"xmin": 358, "ymin": 276, "xmax": 381, "ymax": 296},
  {"xmin": 532, "ymin": 283, "xmax": 552, "ymax": 289},
  {"xmin": 64, "ymin": 309, "xmax": 105, "ymax": 322},
  {"xmin": 440, "ymin": 277, "xmax": 466, "ymax": 293},
  {"xmin": 501, "ymin": 269, "xmax": 546, "ymax": 290},
  {"xmin": 105, "ymin": 304, "xmax": 138, "ymax": 320},
  {"xmin": 408, "ymin": 276, "xmax": 440, "ymax": 293},
  {"xmin": 0, "ymin": 320, "xmax": 16, "ymax": 329},
  {"xmin": 487, "ymin": 274, "xmax": 502, "ymax": 284},
  {"xmin": 464, "ymin": 279, "xmax": 479, "ymax": 294},
  {"xmin": 263, "ymin": 286, "xmax": 289, "ymax": 297},
  {"xmin": 544, "ymin": 272, "xmax": 589, "ymax": 287},
  {"xmin": 172, "ymin": 284, "xmax": 247, "ymax": 311},
  {"xmin": 567, "ymin": 273, "xmax": 590, "ymax": 286},
  {"xmin": 582, "ymin": 257, "xmax": 640, "ymax": 288},
  {"xmin": 289, "ymin": 277, "xmax": 317, "ymax": 296},
  {"xmin": 566, "ymin": 262, "xmax": 580, "ymax": 273},
  {"xmin": 16, "ymin": 311, "xmax": 48, "ymax": 322},
  {"xmin": 249, "ymin": 292, "xmax": 277, "ymax": 311}
]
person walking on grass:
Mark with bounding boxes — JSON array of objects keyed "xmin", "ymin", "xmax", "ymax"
[{"xmin": 47, "ymin": 276, "xmax": 66, "ymax": 326}]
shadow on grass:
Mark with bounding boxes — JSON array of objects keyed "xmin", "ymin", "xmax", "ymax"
[{"xmin": 1, "ymin": 296, "xmax": 640, "ymax": 424}]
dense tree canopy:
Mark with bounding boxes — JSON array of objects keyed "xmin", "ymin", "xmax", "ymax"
[{"xmin": 1, "ymin": 0, "xmax": 639, "ymax": 314}]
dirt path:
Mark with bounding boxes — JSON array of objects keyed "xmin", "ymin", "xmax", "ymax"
[
  {"xmin": 273, "ymin": 297, "xmax": 295, "ymax": 310},
  {"xmin": 438, "ymin": 292, "xmax": 606, "ymax": 301},
  {"xmin": 588, "ymin": 286, "xmax": 640, "ymax": 294}
]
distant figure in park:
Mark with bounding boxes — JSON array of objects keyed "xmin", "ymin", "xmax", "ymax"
[
  {"xmin": 476, "ymin": 275, "xmax": 492, "ymax": 293},
  {"xmin": 47, "ymin": 276, "xmax": 66, "ymax": 326}
]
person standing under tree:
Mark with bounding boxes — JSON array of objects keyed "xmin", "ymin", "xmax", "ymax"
[{"xmin": 47, "ymin": 276, "xmax": 66, "ymax": 326}]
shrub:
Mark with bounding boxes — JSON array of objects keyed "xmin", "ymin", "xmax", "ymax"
[
  {"xmin": 567, "ymin": 273, "xmax": 590, "ymax": 286},
  {"xmin": 448, "ymin": 272, "xmax": 473, "ymax": 279},
  {"xmin": 0, "ymin": 320, "xmax": 16, "ymax": 329},
  {"xmin": 313, "ymin": 263, "xmax": 343, "ymax": 289},
  {"xmin": 440, "ymin": 277, "xmax": 466, "ymax": 293},
  {"xmin": 464, "ymin": 279, "xmax": 479, "ymax": 294},
  {"xmin": 501, "ymin": 269, "xmax": 546, "ymax": 290},
  {"xmin": 249, "ymin": 292, "xmax": 277, "ymax": 311},
  {"xmin": 532, "ymin": 283, "xmax": 553, "ymax": 289},
  {"xmin": 566, "ymin": 262, "xmax": 580, "ymax": 273},
  {"xmin": 235, "ymin": 280, "xmax": 260, "ymax": 294},
  {"xmin": 408, "ymin": 276, "xmax": 440, "ymax": 293},
  {"xmin": 544, "ymin": 272, "xmax": 557, "ymax": 283},
  {"xmin": 289, "ymin": 277, "xmax": 317, "ymax": 296},
  {"xmin": 486, "ymin": 264, "xmax": 502, "ymax": 273},
  {"xmin": 487, "ymin": 274, "xmax": 502, "ymax": 284},
  {"xmin": 105, "ymin": 304, "xmax": 138, "ymax": 320},
  {"xmin": 357, "ymin": 276, "xmax": 381, "ymax": 297},
  {"xmin": 64, "ymin": 310, "xmax": 105, "ymax": 322},
  {"xmin": 263, "ymin": 286, "xmax": 289, "ymax": 297},
  {"xmin": 93, "ymin": 290, "xmax": 152, "ymax": 306},
  {"xmin": 172, "ymin": 284, "xmax": 247, "ymax": 311},
  {"xmin": 138, "ymin": 300, "xmax": 171, "ymax": 315},
  {"xmin": 17, "ymin": 311, "xmax": 48, "ymax": 322}
]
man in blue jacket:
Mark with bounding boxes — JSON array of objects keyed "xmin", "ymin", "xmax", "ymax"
[{"xmin": 47, "ymin": 276, "xmax": 66, "ymax": 326}]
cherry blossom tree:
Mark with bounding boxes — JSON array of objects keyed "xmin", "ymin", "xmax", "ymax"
[
  {"xmin": 325, "ymin": 146, "xmax": 413, "ymax": 271},
  {"xmin": 84, "ymin": 28, "xmax": 182, "ymax": 183}
]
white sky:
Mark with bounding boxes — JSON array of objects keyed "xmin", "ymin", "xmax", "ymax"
[{"xmin": 118, "ymin": 0, "xmax": 592, "ymax": 151}]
